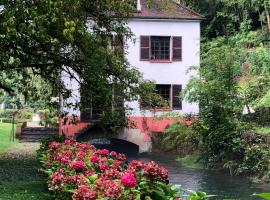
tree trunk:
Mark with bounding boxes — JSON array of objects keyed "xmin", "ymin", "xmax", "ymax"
[{"xmin": 264, "ymin": 3, "xmax": 270, "ymax": 32}]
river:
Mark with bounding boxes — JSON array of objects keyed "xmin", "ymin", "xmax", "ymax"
[{"xmin": 135, "ymin": 153, "xmax": 270, "ymax": 200}]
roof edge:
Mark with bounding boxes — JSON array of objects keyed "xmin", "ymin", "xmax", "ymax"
[
  {"xmin": 130, "ymin": 16, "xmax": 204, "ymax": 21},
  {"xmin": 172, "ymin": 1, "xmax": 204, "ymax": 19}
]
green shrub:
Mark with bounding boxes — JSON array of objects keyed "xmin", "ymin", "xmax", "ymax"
[
  {"xmin": 38, "ymin": 109, "xmax": 58, "ymax": 127},
  {"xmin": 238, "ymin": 144, "xmax": 270, "ymax": 177},
  {"xmin": 0, "ymin": 108, "xmax": 32, "ymax": 122},
  {"xmin": 1, "ymin": 118, "xmax": 29, "ymax": 124},
  {"xmin": 162, "ymin": 123, "xmax": 199, "ymax": 152}
]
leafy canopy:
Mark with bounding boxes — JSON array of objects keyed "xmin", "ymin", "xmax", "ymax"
[{"xmin": 0, "ymin": 0, "xmax": 161, "ymax": 129}]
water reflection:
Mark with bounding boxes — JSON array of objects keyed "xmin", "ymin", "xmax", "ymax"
[{"xmin": 135, "ymin": 153, "xmax": 270, "ymax": 200}]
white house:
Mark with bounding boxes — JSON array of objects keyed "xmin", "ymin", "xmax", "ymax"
[
  {"xmin": 126, "ymin": 0, "xmax": 201, "ymax": 117},
  {"xmin": 61, "ymin": 0, "xmax": 202, "ymax": 151}
]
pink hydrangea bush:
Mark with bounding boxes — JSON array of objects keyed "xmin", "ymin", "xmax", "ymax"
[{"xmin": 39, "ymin": 138, "xmax": 181, "ymax": 199}]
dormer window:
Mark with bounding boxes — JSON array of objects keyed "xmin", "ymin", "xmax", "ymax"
[{"xmin": 140, "ymin": 36, "xmax": 182, "ymax": 62}]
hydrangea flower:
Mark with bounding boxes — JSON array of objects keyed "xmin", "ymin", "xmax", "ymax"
[
  {"xmin": 70, "ymin": 160, "xmax": 86, "ymax": 171},
  {"xmin": 121, "ymin": 173, "xmax": 137, "ymax": 188}
]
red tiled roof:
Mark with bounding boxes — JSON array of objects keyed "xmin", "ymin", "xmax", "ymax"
[{"xmin": 133, "ymin": 0, "xmax": 203, "ymax": 20}]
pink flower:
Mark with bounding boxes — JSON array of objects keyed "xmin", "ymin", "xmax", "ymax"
[
  {"xmin": 48, "ymin": 142, "xmax": 61, "ymax": 150},
  {"xmin": 64, "ymin": 175, "xmax": 77, "ymax": 184},
  {"xmin": 85, "ymin": 170, "xmax": 95, "ymax": 177},
  {"xmin": 96, "ymin": 179, "xmax": 122, "ymax": 199},
  {"xmin": 129, "ymin": 160, "xmax": 145, "ymax": 171},
  {"xmin": 70, "ymin": 160, "xmax": 86, "ymax": 171},
  {"xmin": 101, "ymin": 157, "xmax": 107, "ymax": 163},
  {"xmin": 143, "ymin": 161, "xmax": 169, "ymax": 181},
  {"xmin": 102, "ymin": 168, "xmax": 121, "ymax": 179},
  {"xmin": 90, "ymin": 155, "xmax": 99, "ymax": 163},
  {"xmin": 64, "ymin": 138, "xmax": 76, "ymax": 145},
  {"xmin": 121, "ymin": 173, "xmax": 137, "ymax": 188},
  {"xmin": 60, "ymin": 156, "xmax": 71, "ymax": 165},
  {"xmin": 99, "ymin": 149, "xmax": 109, "ymax": 156},
  {"xmin": 64, "ymin": 139, "xmax": 71, "ymax": 145},
  {"xmin": 159, "ymin": 166, "xmax": 169, "ymax": 181},
  {"xmin": 75, "ymin": 143, "xmax": 95, "ymax": 151},
  {"xmin": 109, "ymin": 151, "xmax": 117, "ymax": 157},
  {"xmin": 99, "ymin": 163, "xmax": 108, "ymax": 170},
  {"xmin": 76, "ymin": 151, "xmax": 86, "ymax": 160},
  {"xmin": 72, "ymin": 184, "xmax": 97, "ymax": 200},
  {"xmin": 116, "ymin": 153, "xmax": 126, "ymax": 161}
]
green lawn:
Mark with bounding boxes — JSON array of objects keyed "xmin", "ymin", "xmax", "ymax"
[
  {"xmin": 0, "ymin": 123, "xmax": 19, "ymax": 153},
  {"xmin": 0, "ymin": 123, "xmax": 52, "ymax": 200},
  {"xmin": 0, "ymin": 159, "xmax": 52, "ymax": 200}
]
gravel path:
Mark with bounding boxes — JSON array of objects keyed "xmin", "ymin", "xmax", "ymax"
[{"xmin": 0, "ymin": 142, "xmax": 40, "ymax": 160}]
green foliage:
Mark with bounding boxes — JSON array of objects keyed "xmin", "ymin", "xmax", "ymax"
[
  {"xmin": 245, "ymin": 46, "xmax": 270, "ymax": 108},
  {"xmin": 187, "ymin": 190, "xmax": 216, "ymax": 200},
  {"xmin": 253, "ymin": 193, "xmax": 270, "ymax": 200},
  {"xmin": 181, "ymin": 0, "xmax": 270, "ymax": 38},
  {"xmin": 254, "ymin": 126, "xmax": 270, "ymax": 135},
  {"xmin": 176, "ymin": 153, "xmax": 203, "ymax": 169},
  {"xmin": 0, "ymin": 0, "xmax": 160, "ymax": 132},
  {"xmin": 184, "ymin": 40, "xmax": 245, "ymax": 166},
  {"xmin": 38, "ymin": 109, "xmax": 58, "ymax": 127},
  {"xmin": 238, "ymin": 145, "xmax": 270, "ymax": 176},
  {"xmin": 0, "ymin": 108, "xmax": 32, "ymax": 122},
  {"xmin": 162, "ymin": 123, "xmax": 198, "ymax": 152}
]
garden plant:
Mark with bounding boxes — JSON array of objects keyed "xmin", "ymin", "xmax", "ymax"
[{"xmin": 39, "ymin": 138, "xmax": 189, "ymax": 200}]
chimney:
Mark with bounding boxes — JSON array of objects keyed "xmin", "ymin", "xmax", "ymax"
[{"xmin": 137, "ymin": 0, "xmax": 141, "ymax": 12}]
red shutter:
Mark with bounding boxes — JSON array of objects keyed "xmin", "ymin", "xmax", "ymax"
[
  {"xmin": 172, "ymin": 85, "xmax": 182, "ymax": 110},
  {"xmin": 140, "ymin": 36, "xmax": 150, "ymax": 60},
  {"xmin": 172, "ymin": 37, "xmax": 182, "ymax": 61}
]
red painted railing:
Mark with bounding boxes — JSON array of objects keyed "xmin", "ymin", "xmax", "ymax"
[
  {"xmin": 60, "ymin": 116, "xmax": 195, "ymax": 141},
  {"xmin": 60, "ymin": 117, "xmax": 91, "ymax": 137}
]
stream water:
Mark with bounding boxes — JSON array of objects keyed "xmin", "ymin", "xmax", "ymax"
[{"xmin": 135, "ymin": 153, "xmax": 270, "ymax": 200}]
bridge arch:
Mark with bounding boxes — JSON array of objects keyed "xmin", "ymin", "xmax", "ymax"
[{"xmin": 74, "ymin": 124, "xmax": 146, "ymax": 156}]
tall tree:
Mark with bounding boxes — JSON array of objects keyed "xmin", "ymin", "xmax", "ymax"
[
  {"xmin": 0, "ymin": 0, "xmax": 159, "ymax": 129},
  {"xmin": 181, "ymin": 0, "xmax": 269, "ymax": 37}
]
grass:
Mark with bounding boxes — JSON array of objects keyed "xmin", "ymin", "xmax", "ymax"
[
  {"xmin": 254, "ymin": 126, "xmax": 270, "ymax": 135},
  {"xmin": 0, "ymin": 159, "xmax": 52, "ymax": 200},
  {"xmin": 0, "ymin": 123, "xmax": 20, "ymax": 153},
  {"xmin": 0, "ymin": 123, "xmax": 52, "ymax": 200}
]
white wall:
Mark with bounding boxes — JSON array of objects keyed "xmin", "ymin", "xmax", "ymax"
[
  {"xmin": 126, "ymin": 19, "xmax": 200, "ymax": 116},
  {"xmin": 61, "ymin": 69, "xmax": 81, "ymax": 116},
  {"xmin": 61, "ymin": 19, "xmax": 200, "ymax": 117}
]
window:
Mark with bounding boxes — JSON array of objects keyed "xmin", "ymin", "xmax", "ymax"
[
  {"xmin": 140, "ymin": 84, "xmax": 182, "ymax": 110},
  {"xmin": 80, "ymin": 84, "xmax": 124, "ymax": 121},
  {"xmin": 151, "ymin": 37, "xmax": 170, "ymax": 60},
  {"xmin": 140, "ymin": 36, "xmax": 182, "ymax": 61},
  {"xmin": 156, "ymin": 84, "xmax": 171, "ymax": 106}
]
